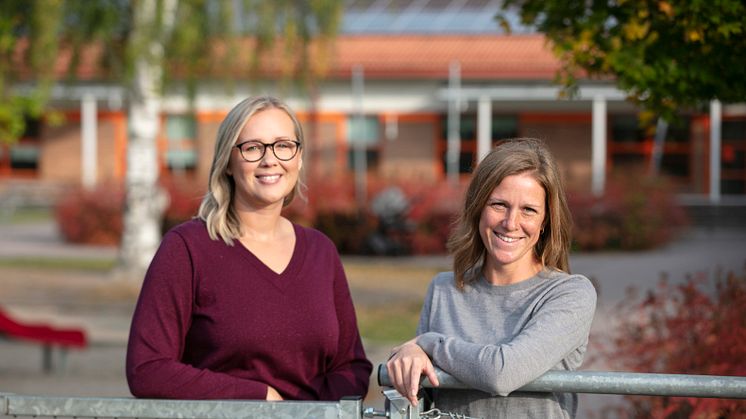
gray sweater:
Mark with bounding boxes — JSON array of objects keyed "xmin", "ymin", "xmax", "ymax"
[{"xmin": 416, "ymin": 269, "xmax": 597, "ymax": 419}]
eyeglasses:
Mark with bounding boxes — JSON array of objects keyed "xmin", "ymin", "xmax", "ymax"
[{"xmin": 234, "ymin": 139, "xmax": 301, "ymax": 162}]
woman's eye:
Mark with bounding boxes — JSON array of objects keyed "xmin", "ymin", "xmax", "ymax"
[{"xmin": 245, "ymin": 144, "xmax": 261, "ymax": 152}]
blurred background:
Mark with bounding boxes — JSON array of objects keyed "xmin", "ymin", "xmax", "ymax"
[{"xmin": 1, "ymin": 1, "xmax": 745, "ymax": 417}]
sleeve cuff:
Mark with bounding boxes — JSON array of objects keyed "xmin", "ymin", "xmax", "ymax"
[{"xmin": 416, "ymin": 332, "xmax": 446, "ymax": 356}]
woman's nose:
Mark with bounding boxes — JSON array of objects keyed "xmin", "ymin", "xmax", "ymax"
[
  {"xmin": 502, "ymin": 209, "xmax": 518, "ymax": 230},
  {"xmin": 259, "ymin": 146, "xmax": 279, "ymax": 165}
]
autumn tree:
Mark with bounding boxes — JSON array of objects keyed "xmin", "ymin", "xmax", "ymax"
[
  {"xmin": 498, "ymin": 0, "xmax": 746, "ymax": 123},
  {"xmin": 602, "ymin": 272, "xmax": 746, "ymax": 417},
  {"xmin": 2, "ymin": 0, "xmax": 342, "ymax": 276}
]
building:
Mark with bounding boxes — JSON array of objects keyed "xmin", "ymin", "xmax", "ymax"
[{"xmin": 2, "ymin": 0, "xmax": 745, "ymax": 207}]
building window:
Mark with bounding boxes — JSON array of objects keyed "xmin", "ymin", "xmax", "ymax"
[
  {"xmin": 491, "ymin": 116, "xmax": 519, "ymax": 143},
  {"xmin": 346, "ymin": 115, "xmax": 380, "ymax": 171},
  {"xmin": 609, "ymin": 114, "xmax": 691, "ymax": 181},
  {"xmin": 440, "ymin": 114, "xmax": 518, "ymax": 174},
  {"xmin": 164, "ymin": 115, "xmax": 197, "ymax": 172},
  {"xmin": 10, "ymin": 143, "xmax": 40, "ymax": 170},
  {"xmin": 2, "ymin": 116, "xmax": 41, "ymax": 176},
  {"xmin": 721, "ymin": 118, "xmax": 746, "ymax": 194}
]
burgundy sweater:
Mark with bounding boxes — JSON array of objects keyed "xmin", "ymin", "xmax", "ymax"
[{"xmin": 126, "ymin": 219, "xmax": 372, "ymax": 400}]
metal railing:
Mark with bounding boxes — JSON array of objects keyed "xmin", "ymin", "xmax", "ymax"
[
  {"xmin": 0, "ymin": 393, "xmax": 364, "ymax": 419},
  {"xmin": 2, "ymin": 367, "xmax": 745, "ymax": 419},
  {"xmin": 377, "ymin": 366, "xmax": 746, "ymax": 399}
]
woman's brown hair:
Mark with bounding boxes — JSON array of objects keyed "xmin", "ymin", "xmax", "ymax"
[{"xmin": 447, "ymin": 138, "xmax": 572, "ymax": 289}]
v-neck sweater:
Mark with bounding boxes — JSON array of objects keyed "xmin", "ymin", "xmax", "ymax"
[{"xmin": 126, "ymin": 219, "xmax": 372, "ymax": 400}]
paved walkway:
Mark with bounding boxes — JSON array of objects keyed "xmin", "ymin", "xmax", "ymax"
[{"xmin": 1, "ymin": 219, "xmax": 745, "ymax": 417}]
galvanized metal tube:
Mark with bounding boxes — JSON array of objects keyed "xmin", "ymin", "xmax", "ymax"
[
  {"xmin": 4, "ymin": 394, "xmax": 362, "ymax": 419},
  {"xmin": 378, "ymin": 366, "xmax": 746, "ymax": 399}
]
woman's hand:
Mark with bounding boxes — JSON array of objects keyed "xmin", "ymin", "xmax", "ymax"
[
  {"xmin": 266, "ymin": 385, "xmax": 284, "ymax": 401},
  {"xmin": 386, "ymin": 339, "xmax": 440, "ymax": 406}
]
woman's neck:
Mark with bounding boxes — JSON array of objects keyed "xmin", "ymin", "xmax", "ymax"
[
  {"xmin": 233, "ymin": 203, "xmax": 286, "ymax": 242},
  {"xmin": 483, "ymin": 260, "xmax": 544, "ymax": 286}
]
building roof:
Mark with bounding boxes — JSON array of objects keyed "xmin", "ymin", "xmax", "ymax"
[
  {"xmin": 19, "ymin": 34, "xmax": 561, "ymax": 83},
  {"xmin": 329, "ymin": 34, "xmax": 559, "ymax": 80}
]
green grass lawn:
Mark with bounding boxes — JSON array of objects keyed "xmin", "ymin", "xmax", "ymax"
[
  {"xmin": 0, "ymin": 207, "xmax": 53, "ymax": 224},
  {"xmin": 344, "ymin": 261, "xmax": 445, "ymax": 344},
  {"xmin": 0, "ymin": 257, "xmax": 117, "ymax": 271}
]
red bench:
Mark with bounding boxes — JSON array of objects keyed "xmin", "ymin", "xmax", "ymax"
[{"xmin": 0, "ymin": 306, "xmax": 88, "ymax": 373}]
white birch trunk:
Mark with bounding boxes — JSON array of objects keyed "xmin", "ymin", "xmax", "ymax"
[{"xmin": 117, "ymin": 0, "xmax": 174, "ymax": 277}]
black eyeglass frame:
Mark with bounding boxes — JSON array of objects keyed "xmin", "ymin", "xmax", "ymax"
[{"xmin": 234, "ymin": 139, "xmax": 302, "ymax": 163}]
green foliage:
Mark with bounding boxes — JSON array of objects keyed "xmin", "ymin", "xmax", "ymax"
[
  {"xmin": 500, "ymin": 0, "xmax": 746, "ymax": 121},
  {"xmin": 1, "ymin": 0, "xmax": 344, "ymax": 144},
  {"xmin": 601, "ymin": 271, "xmax": 746, "ymax": 417},
  {"xmin": 0, "ymin": 0, "xmax": 61, "ymax": 143}
]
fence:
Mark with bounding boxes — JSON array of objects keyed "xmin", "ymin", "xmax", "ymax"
[{"xmin": 2, "ymin": 367, "xmax": 745, "ymax": 419}]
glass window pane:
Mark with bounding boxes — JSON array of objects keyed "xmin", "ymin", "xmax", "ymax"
[
  {"xmin": 347, "ymin": 116, "xmax": 380, "ymax": 145},
  {"xmin": 166, "ymin": 115, "xmax": 196, "ymax": 142},
  {"xmin": 165, "ymin": 115, "xmax": 197, "ymax": 170},
  {"xmin": 10, "ymin": 145, "xmax": 39, "ymax": 169},
  {"xmin": 721, "ymin": 179, "xmax": 745, "ymax": 194},
  {"xmin": 665, "ymin": 118, "xmax": 690, "ymax": 143},
  {"xmin": 492, "ymin": 115, "xmax": 518, "ymax": 141},
  {"xmin": 346, "ymin": 149, "xmax": 380, "ymax": 170},
  {"xmin": 440, "ymin": 151, "xmax": 475, "ymax": 174},
  {"xmin": 722, "ymin": 147, "xmax": 745, "ymax": 170},
  {"xmin": 166, "ymin": 150, "xmax": 197, "ymax": 169},
  {"xmin": 661, "ymin": 153, "xmax": 689, "ymax": 177},
  {"xmin": 612, "ymin": 152, "xmax": 645, "ymax": 167},
  {"xmin": 441, "ymin": 114, "xmax": 477, "ymax": 142},
  {"xmin": 723, "ymin": 120, "xmax": 746, "ymax": 142},
  {"xmin": 611, "ymin": 115, "xmax": 646, "ymax": 143}
]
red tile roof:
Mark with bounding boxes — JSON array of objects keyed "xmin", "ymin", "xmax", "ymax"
[
  {"xmin": 329, "ymin": 34, "xmax": 560, "ymax": 80},
  {"xmin": 18, "ymin": 34, "xmax": 561, "ymax": 82}
]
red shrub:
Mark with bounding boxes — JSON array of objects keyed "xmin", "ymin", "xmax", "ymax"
[
  {"xmin": 569, "ymin": 167, "xmax": 689, "ymax": 251},
  {"xmin": 407, "ymin": 181, "xmax": 467, "ymax": 255},
  {"xmin": 601, "ymin": 271, "xmax": 746, "ymax": 418},
  {"xmin": 55, "ymin": 183, "xmax": 124, "ymax": 245},
  {"xmin": 160, "ymin": 178, "xmax": 205, "ymax": 233}
]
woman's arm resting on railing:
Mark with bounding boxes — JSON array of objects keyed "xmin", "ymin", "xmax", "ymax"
[{"xmin": 416, "ymin": 275, "xmax": 597, "ymax": 396}]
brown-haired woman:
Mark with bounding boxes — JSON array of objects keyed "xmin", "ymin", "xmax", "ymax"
[{"xmin": 387, "ymin": 138, "xmax": 596, "ymax": 418}]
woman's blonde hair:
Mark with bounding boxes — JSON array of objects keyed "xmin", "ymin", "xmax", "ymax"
[
  {"xmin": 197, "ymin": 95, "xmax": 304, "ymax": 245},
  {"xmin": 447, "ymin": 138, "xmax": 572, "ymax": 289}
]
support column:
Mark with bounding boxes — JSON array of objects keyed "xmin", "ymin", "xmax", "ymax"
[
  {"xmin": 710, "ymin": 99, "xmax": 722, "ymax": 203},
  {"xmin": 592, "ymin": 95, "xmax": 607, "ymax": 196},
  {"xmin": 352, "ymin": 65, "xmax": 367, "ymax": 206},
  {"xmin": 81, "ymin": 94, "xmax": 98, "ymax": 189},
  {"xmin": 476, "ymin": 95, "xmax": 492, "ymax": 164},
  {"xmin": 446, "ymin": 61, "xmax": 461, "ymax": 184}
]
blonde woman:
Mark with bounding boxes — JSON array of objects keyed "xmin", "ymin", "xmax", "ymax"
[
  {"xmin": 387, "ymin": 138, "xmax": 596, "ymax": 418},
  {"xmin": 127, "ymin": 96, "xmax": 371, "ymax": 401}
]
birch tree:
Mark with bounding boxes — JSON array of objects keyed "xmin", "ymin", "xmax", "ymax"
[{"xmin": 1, "ymin": 0, "xmax": 343, "ymax": 277}]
